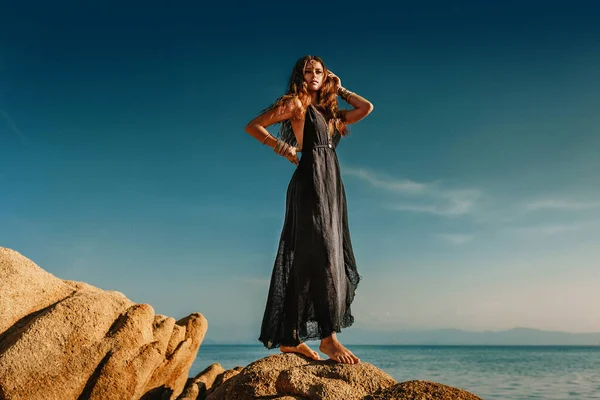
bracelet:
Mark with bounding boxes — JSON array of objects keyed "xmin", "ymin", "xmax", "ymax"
[
  {"xmin": 262, "ymin": 134, "xmax": 271, "ymax": 144},
  {"xmin": 273, "ymin": 139, "xmax": 290, "ymax": 156},
  {"xmin": 338, "ymin": 87, "xmax": 355, "ymax": 102}
]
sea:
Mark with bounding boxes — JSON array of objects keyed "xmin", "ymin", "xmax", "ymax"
[{"xmin": 191, "ymin": 344, "xmax": 600, "ymax": 399}]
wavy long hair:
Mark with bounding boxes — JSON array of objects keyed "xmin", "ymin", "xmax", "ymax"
[{"xmin": 256, "ymin": 55, "xmax": 350, "ymax": 148}]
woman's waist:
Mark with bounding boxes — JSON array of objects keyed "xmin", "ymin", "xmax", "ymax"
[
  {"xmin": 298, "ymin": 148, "xmax": 338, "ymax": 165},
  {"xmin": 301, "ymin": 143, "xmax": 335, "ymax": 151}
]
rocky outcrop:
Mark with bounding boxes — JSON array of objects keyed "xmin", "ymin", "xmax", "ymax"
[
  {"xmin": 201, "ymin": 353, "xmax": 482, "ymax": 400},
  {"xmin": 178, "ymin": 363, "xmax": 225, "ymax": 400},
  {"xmin": 204, "ymin": 353, "xmax": 394, "ymax": 399},
  {"xmin": 0, "ymin": 246, "xmax": 482, "ymax": 400},
  {"xmin": 0, "ymin": 247, "xmax": 207, "ymax": 400},
  {"xmin": 365, "ymin": 380, "xmax": 482, "ymax": 400}
]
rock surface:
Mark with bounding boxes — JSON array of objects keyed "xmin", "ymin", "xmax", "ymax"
[
  {"xmin": 179, "ymin": 363, "xmax": 225, "ymax": 400},
  {"xmin": 365, "ymin": 380, "xmax": 482, "ymax": 400},
  {"xmin": 205, "ymin": 353, "xmax": 396, "ymax": 400},
  {"xmin": 0, "ymin": 247, "xmax": 207, "ymax": 400},
  {"xmin": 203, "ymin": 353, "xmax": 482, "ymax": 400}
]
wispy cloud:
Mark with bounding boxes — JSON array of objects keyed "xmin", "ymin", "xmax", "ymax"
[
  {"xmin": 341, "ymin": 164, "xmax": 599, "ymax": 248},
  {"xmin": 473, "ymin": 196, "xmax": 600, "ymax": 225},
  {"xmin": 387, "ymin": 191, "xmax": 480, "ymax": 216},
  {"xmin": 343, "ymin": 167, "xmax": 429, "ymax": 194},
  {"xmin": 509, "ymin": 223, "xmax": 584, "ymax": 237},
  {"xmin": 436, "ymin": 233, "xmax": 474, "ymax": 245},
  {"xmin": 0, "ymin": 109, "xmax": 27, "ymax": 142},
  {"xmin": 525, "ymin": 198, "xmax": 600, "ymax": 212},
  {"xmin": 343, "ymin": 165, "xmax": 482, "ymax": 217}
]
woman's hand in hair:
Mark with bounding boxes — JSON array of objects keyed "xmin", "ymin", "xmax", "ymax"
[{"xmin": 328, "ymin": 71, "xmax": 341, "ymax": 92}]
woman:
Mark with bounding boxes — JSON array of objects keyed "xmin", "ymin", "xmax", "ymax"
[{"xmin": 245, "ymin": 55, "xmax": 373, "ymax": 364}]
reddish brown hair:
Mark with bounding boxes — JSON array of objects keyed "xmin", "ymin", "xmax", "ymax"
[{"xmin": 257, "ymin": 55, "xmax": 350, "ymax": 148}]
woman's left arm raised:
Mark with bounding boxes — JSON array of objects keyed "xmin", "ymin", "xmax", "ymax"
[{"xmin": 328, "ymin": 71, "xmax": 373, "ymax": 124}]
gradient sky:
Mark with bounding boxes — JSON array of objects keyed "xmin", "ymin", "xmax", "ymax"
[{"xmin": 1, "ymin": 1, "xmax": 599, "ymax": 343}]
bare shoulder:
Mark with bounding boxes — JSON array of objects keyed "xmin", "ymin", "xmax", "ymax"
[
  {"xmin": 291, "ymin": 96, "xmax": 303, "ymax": 110},
  {"xmin": 281, "ymin": 96, "xmax": 304, "ymax": 119},
  {"xmin": 247, "ymin": 95, "xmax": 304, "ymax": 129}
]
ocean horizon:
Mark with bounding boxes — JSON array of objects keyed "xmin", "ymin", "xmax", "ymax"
[{"xmin": 192, "ymin": 344, "xmax": 600, "ymax": 399}]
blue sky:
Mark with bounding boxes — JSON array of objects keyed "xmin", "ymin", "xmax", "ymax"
[{"xmin": 1, "ymin": 1, "xmax": 599, "ymax": 343}]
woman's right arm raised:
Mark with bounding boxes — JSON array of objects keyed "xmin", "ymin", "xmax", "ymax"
[{"xmin": 244, "ymin": 97, "xmax": 302, "ymax": 148}]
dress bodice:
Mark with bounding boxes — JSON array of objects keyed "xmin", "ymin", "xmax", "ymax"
[{"xmin": 302, "ymin": 104, "xmax": 335, "ymax": 151}]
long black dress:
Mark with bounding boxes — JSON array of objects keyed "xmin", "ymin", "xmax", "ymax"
[{"xmin": 259, "ymin": 103, "xmax": 361, "ymax": 349}]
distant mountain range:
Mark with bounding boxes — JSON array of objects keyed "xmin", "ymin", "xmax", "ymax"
[{"xmin": 203, "ymin": 327, "xmax": 600, "ymax": 346}]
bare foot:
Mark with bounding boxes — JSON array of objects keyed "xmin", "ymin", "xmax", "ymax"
[
  {"xmin": 280, "ymin": 342, "xmax": 321, "ymax": 361},
  {"xmin": 319, "ymin": 333, "xmax": 360, "ymax": 364}
]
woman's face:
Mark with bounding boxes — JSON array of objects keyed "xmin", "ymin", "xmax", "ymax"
[{"xmin": 303, "ymin": 60, "xmax": 325, "ymax": 92}]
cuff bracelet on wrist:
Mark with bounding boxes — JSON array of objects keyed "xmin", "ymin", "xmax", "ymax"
[
  {"xmin": 338, "ymin": 87, "xmax": 354, "ymax": 102},
  {"xmin": 273, "ymin": 138, "xmax": 290, "ymax": 156}
]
